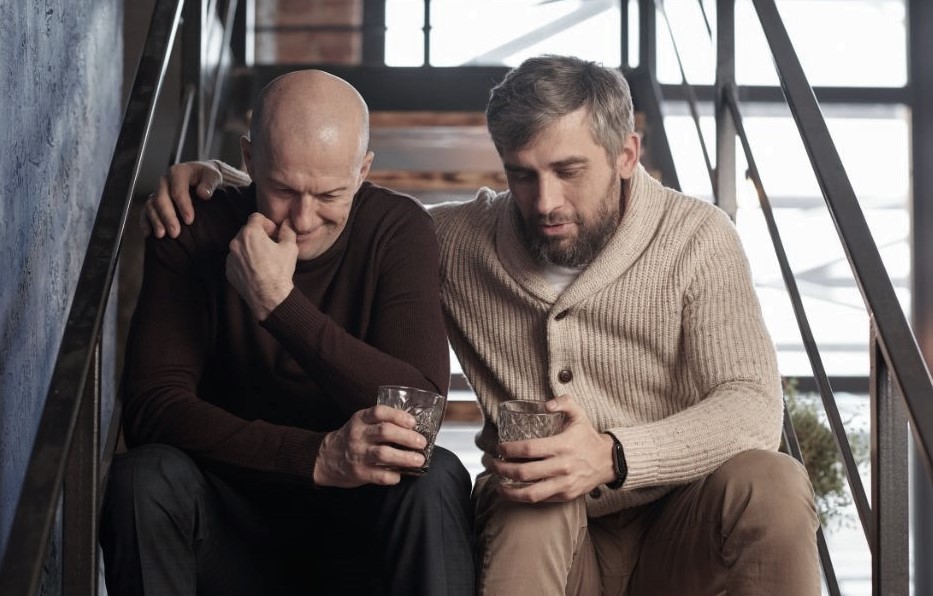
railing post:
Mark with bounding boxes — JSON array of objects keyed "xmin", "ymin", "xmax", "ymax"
[
  {"xmin": 181, "ymin": 0, "xmax": 205, "ymax": 160},
  {"xmin": 638, "ymin": 0, "xmax": 656, "ymax": 76},
  {"xmin": 62, "ymin": 339, "xmax": 101, "ymax": 596},
  {"xmin": 421, "ymin": 0, "xmax": 431, "ymax": 67},
  {"xmin": 620, "ymin": 0, "xmax": 629, "ymax": 69},
  {"xmin": 781, "ymin": 404, "xmax": 842, "ymax": 596},
  {"xmin": 910, "ymin": 0, "xmax": 933, "ymax": 592},
  {"xmin": 362, "ymin": 0, "xmax": 386, "ymax": 67},
  {"xmin": 870, "ymin": 326, "xmax": 909, "ymax": 595},
  {"xmin": 231, "ymin": 0, "xmax": 253, "ymax": 67},
  {"xmin": 715, "ymin": 0, "xmax": 737, "ymax": 219}
]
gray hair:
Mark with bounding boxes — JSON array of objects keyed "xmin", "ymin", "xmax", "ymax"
[{"xmin": 486, "ymin": 55, "xmax": 635, "ymax": 161}]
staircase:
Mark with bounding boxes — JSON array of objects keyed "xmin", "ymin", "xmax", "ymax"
[{"xmin": 1, "ymin": 1, "xmax": 931, "ymax": 594}]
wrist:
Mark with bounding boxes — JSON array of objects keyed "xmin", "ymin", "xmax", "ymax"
[
  {"xmin": 211, "ymin": 159, "xmax": 252, "ymax": 187},
  {"xmin": 312, "ymin": 432, "xmax": 334, "ymax": 486},
  {"xmin": 604, "ymin": 432, "xmax": 628, "ymax": 489},
  {"xmin": 255, "ymin": 282, "xmax": 294, "ymax": 321}
]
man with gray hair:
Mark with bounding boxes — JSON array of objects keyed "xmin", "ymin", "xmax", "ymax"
[{"xmin": 144, "ymin": 55, "xmax": 820, "ymax": 594}]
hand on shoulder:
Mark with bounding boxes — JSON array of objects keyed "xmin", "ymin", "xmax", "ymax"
[{"xmin": 140, "ymin": 160, "xmax": 241, "ymax": 238}]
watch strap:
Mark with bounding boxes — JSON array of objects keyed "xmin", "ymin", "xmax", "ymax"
[{"xmin": 606, "ymin": 433, "xmax": 628, "ymax": 489}]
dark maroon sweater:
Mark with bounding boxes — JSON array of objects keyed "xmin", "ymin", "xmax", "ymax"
[{"xmin": 121, "ymin": 182, "xmax": 450, "ymax": 486}]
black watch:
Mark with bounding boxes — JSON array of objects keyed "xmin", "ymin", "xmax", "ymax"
[{"xmin": 605, "ymin": 433, "xmax": 628, "ymax": 489}]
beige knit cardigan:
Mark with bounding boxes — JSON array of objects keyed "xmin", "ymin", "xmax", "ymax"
[{"xmin": 430, "ymin": 164, "xmax": 783, "ymax": 517}]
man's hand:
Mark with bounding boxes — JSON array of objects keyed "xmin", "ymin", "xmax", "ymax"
[
  {"xmin": 490, "ymin": 394, "xmax": 617, "ymax": 503},
  {"xmin": 141, "ymin": 160, "xmax": 222, "ymax": 238},
  {"xmin": 313, "ymin": 405, "xmax": 429, "ymax": 488},
  {"xmin": 226, "ymin": 214, "xmax": 298, "ymax": 320}
]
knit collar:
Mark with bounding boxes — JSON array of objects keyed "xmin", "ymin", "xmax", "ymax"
[{"xmin": 495, "ymin": 163, "xmax": 667, "ymax": 307}]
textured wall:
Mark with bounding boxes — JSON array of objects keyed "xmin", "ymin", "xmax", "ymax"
[{"xmin": 0, "ymin": 0, "xmax": 123, "ymax": 568}]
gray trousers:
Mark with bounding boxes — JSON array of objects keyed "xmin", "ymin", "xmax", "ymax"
[{"xmin": 100, "ymin": 444, "xmax": 475, "ymax": 596}]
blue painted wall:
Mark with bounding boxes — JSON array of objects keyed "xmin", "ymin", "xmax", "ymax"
[{"xmin": 0, "ymin": 0, "xmax": 123, "ymax": 567}]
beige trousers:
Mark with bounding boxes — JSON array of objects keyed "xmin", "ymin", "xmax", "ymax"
[{"xmin": 473, "ymin": 450, "xmax": 821, "ymax": 596}]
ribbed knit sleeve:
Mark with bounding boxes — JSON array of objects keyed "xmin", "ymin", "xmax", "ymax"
[
  {"xmin": 122, "ymin": 212, "xmax": 325, "ymax": 487},
  {"xmin": 606, "ymin": 207, "xmax": 782, "ymax": 493}
]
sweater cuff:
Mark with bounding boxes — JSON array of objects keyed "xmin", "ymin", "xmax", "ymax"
[
  {"xmin": 277, "ymin": 427, "xmax": 325, "ymax": 486},
  {"xmin": 606, "ymin": 427, "xmax": 660, "ymax": 489},
  {"xmin": 212, "ymin": 159, "xmax": 253, "ymax": 188},
  {"xmin": 261, "ymin": 287, "xmax": 324, "ymax": 338}
]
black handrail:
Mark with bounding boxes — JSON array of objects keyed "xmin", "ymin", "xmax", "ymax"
[
  {"xmin": 655, "ymin": 0, "xmax": 715, "ymax": 193},
  {"xmin": 723, "ymin": 84, "xmax": 872, "ymax": 545},
  {"xmin": 751, "ymin": 0, "xmax": 933, "ymax": 477},
  {"xmin": 782, "ymin": 406, "xmax": 841, "ymax": 596},
  {"xmin": 695, "ymin": 0, "xmax": 712, "ymax": 39},
  {"xmin": 174, "ymin": 84, "xmax": 197, "ymax": 165},
  {"xmin": 655, "ymin": 2, "xmax": 929, "ymax": 590},
  {"xmin": 204, "ymin": 0, "xmax": 239, "ymax": 156},
  {"xmin": 0, "ymin": 0, "xmax": 184, "ymax": 593}
]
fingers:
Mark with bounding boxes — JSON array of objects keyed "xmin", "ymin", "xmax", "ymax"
[
  {"xmin": 546, "ymin": 394, "xmax": 584, "ymax": 420},
  {"xmin": 244, "ymin": 213, "xmax": 290, "ymax": 244},
  {"xmin": 140, "ymin": 195, "xmax": 164, "ymax": 238},
  {"xmin": 167, "ymin": 162, "xmax": 214, "ymax": 226},
  {"xmin": 491, "ymin": 453, "xmax": 571, "ymax": 485},
  {"xmin": 153, "ymin": 175, "xmax": 185, "ymax": 237},
  {"xmin": 499, "ymin": 477, "xmax": 570, "ymax": 504},
  {"xmin": 277, "ymin": 218, "xmax": 297, "ymax": 244},
  {"xmin": 193, "ymin": 161, "xmax": 223, "ymax": 199},
  {"xmin": 365, "ymin": 443, "xmax": 427, "ymax": 471},
  {"xmin": 498, "ymin": 434, "xmax": 556, "ymax": 461},
  {"xmin": 364, "ymin": 467, "xmax": 404, "ymax": 486},
  {"xmin": 255, "ymin": 213, "xmax": 278, "ymax": 237},
  {"xmin": 138, "ymin": 161, "xmax": 222, "ymax": 239},
  {"xmin": 360, "ymin": 404, "xmax": 417, "ymax": 430},
  {"xmin": 358, "ymin": 406, "xmax": 424, "ymax": 451},
  {"xmin": 365, "ymin": 420, "xmax": 426, "ymax": 452}
]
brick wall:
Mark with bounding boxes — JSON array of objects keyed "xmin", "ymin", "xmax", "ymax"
[{"xmin": 255, "ymin": 0, "xmax": 363, "ymax": 64}]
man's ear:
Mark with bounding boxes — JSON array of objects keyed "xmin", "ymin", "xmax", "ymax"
[
  {"xmin": 240, "ymin": 136, "xmax": 255, "ymax": 179},
  {"xmin": 356, "ymin": 150, "xmax": 375, "ymax": 186},
  {"xmin": 616, "ymin": 133, "xmax": 641, "ymax": 179}
]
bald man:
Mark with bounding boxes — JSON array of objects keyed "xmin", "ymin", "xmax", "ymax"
[{"xmin": 100, "ymin": 70, "xmax": 475, "ymax": 596}]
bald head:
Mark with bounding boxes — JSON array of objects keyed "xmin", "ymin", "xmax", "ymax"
[{"xmin": 248, "ymin": 69, "xmax": 370, "ymax": 171}]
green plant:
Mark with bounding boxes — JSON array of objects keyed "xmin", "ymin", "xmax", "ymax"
[{"xmin": 780, "ymin": 378, "xmax": 868, "ymax": 527}]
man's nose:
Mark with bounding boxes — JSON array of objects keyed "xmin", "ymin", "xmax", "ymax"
[
  {"xmin": 292, "ymin": 195, "xmax": 319, "ymax": 232},
  {"xmin": 534, "ymin": 175, "xmax": 562, "ymax": 216}
]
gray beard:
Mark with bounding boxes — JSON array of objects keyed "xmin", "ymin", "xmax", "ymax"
[{"xmin": 521, "ymin": 180, "xmax": 622, "ymax": 268}]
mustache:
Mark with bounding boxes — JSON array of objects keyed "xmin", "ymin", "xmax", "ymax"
[{"xmin": 532, "ymin": 214, "xmax": 581, "ymax": 226}]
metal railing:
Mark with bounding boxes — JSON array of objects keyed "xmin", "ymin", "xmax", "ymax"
[
  {"xmin": 0, "ymin": 0, "xmax": 244, "ymax": 593},
  {"xmin": 648, "ymin": 0, "xmax": 932, "ymax": 593}
]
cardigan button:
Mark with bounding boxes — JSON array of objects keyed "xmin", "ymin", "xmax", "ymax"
[
  {"xmin": 555, "ymin": 309, "xmax": 569, "ymax": 321},
  {"xmin": 558, "ymin": 369, "xmax": 573, "ymax": 383},
  {"xmin": 589, "ymin": 487, "xmax": 602, "ymax": 499}
]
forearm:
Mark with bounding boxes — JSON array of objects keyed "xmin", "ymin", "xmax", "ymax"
[
  {"xmin": 607, "ymin": 377, "xmax": 782, "ymax": 490},
  {"xmin": 262, "ymin": 287, "xmax": 449, "ymax": 413},
  {"xmin": 123, "ymin": 380, "xmax": 325, "ymax": 484}
]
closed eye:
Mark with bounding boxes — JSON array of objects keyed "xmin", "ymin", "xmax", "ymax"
[{"xmin": 506, "ymin": 169, "xmax": 536, "ymax": 182}]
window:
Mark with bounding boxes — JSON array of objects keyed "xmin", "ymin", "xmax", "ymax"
[{"xmin": 386, "ymin": 0, "xmax": 623, "ymax": 66}]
